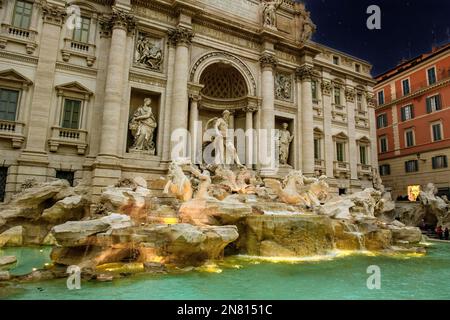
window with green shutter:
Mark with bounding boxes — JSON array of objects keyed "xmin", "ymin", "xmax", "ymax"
[
  {"xmin": 428, "ymin": 67, "xmax": 437, "ymax": 85},
  {"xmin": 401, "ymin": 105, "xmax": 414, "ymax": 121},
  {"xmin": 427, "ymin": 95, "xmax": 442, "ymax": 113},
  {"xmin": 311, "ymin": 81, "xmax": 318, "ymax": 101},
  {"xmin": 72, "ymin": 17, "xmax": 91, "ymax": 43},
  {"xmin": 334, "ymin": 87, "xmax": 341, "ymax": 105},
  {"xmin": 62, "ymin": 99, "xmax": 82, "ymax": 129},
  {"xmin": 336, "ymin": 142, "xmax": 345, "ymax": 162},
  {"xmin": 359, "ymin": 145, "xmax": 367, "ymax": 165},
  {"xmin": 314, "ymin": 138, "xmax": 321, "ymax": 160},
  {"xmin": 405, "ymin": 130, "xmax": 415, "ymax": 147},
  {"xmin": 0, "ymin": 89, "xmax": 19, "ymax": 121},
  {"xmin": 12, "ymin": 0, "xmax": 33, "ymax": 29},
  {"xmin": 402, "ymin": 79, "xmax": 410, "ymax": 95},
  {"xmin": 432, "ymin": 123, "xmax": 442, "ymax": 141}
]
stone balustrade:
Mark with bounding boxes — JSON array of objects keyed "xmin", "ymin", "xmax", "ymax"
[
  {"xmin": 333, "ymin": 161, "xmax": 350, "ymax": 178},
  {"xmin": 0, "ymin": 24, "xmax": 37, "ymax": 54},
  {"xmin": 48, "ymin": 126, "xmax": 88, "ymax": 155},
  {"xmin": 0, "ymin": 119, "xmax": 25, "ymax": 148},
  {"xmin": 61, "ymin": 38, "xmax": 96, "ymax": 67}
]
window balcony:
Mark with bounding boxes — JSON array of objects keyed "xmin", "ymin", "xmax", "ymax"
[
  {"xmin": 0, "ymin": 119, "xmax": 25, "ymax": 148},
  {"xmin": 357, "ymin": 164, "xmax": 373, "ymax": 178},
  {"xmin": 333, "ymin": 161, "xmax": 350, "ymax": 178},
  {"xmin": 313, "ymin": 105, "xmax": 323, "ymax": 118},
  {"xmin": 0, "ymin": 24, "xmax": 37, "ymax": 54},
  {"xmin": 61, "ymin": 38, "xmax": 96, "ymax": 67},
  {"xmin": 48, "ymin": 126, "xmax": 88, "ymax": 155},
  {"xmin": 315, "ymin": 159, "xmax": 325, "ymax": 169}
]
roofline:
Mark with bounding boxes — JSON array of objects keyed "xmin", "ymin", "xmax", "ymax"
[
  {"xmin": 375, "ymin": 42, "xmax": 450, "ymax": 83},
  {"xmin": 310, "ymin": 41, "xmax": 373, "ymax": 67}
]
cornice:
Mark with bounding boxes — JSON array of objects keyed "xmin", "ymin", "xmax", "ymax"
[
  {"xmin": 0, "ymin": 51, "xmax": 39, "ymax": 64},
  {"xmin": 55, "ymin": 62, "xmax": 98, "ymax": 77}
]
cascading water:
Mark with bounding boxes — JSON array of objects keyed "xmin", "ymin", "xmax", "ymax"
[{"xmin": 344, "ymin": 223, "xmax": 366, "ymax": 251}]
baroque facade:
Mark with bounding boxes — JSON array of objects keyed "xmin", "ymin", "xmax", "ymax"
[
  {"xmin": 0, "ymin": 0, "xmax": 377, "ymax": 202},
  {"xmin": 375, "ymin": 43, "xmax": 450, "ymax": 200}
]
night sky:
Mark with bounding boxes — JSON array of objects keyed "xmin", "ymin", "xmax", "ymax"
[{"xmin": 300, "ymin": 0, "xmax": 450, "ymax": 76}]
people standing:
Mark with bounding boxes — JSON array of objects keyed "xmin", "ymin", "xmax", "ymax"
[
  {"xmin": 444, "ymin": 227, "xmax": 449, "ymax": 241},
  {"xmin": 436, "ymin": 225, "xmax": 443, "ymax": 240}
]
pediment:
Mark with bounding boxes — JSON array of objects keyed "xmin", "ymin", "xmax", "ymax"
[
  {"xmin": 55, "ymin": 81, "xmax": 93, "ymax": 96},
  {"xmin": 0, "ymin": 69, "xmax": 33, "ymax": 86},
  {"xmin": 333, "ymin": 132, "xmax": 348, "ymax": 140}
]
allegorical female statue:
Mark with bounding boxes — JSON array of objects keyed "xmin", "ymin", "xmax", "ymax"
[
  {"xmin": 129, "ymin": 98, "xmax": 157, "ymax": 155},
  {"xmin": 262, "ymin": 0, "xmax": 283, "ymax": 28},
  {"xmin": 278, "ymin": 122, "xmax": 294, "ymax": 165}
]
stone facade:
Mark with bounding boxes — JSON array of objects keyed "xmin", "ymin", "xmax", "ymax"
[{"xmin": 0, "ymin": 0, "xmax": 377, "ymax": 202}]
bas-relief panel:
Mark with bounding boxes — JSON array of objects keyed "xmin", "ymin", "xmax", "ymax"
[{"xmin": 192, "ymin": 24, "xmax": 261, "ymax": 51}]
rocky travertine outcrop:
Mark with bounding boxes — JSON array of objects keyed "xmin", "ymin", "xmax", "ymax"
[{"xmin": 0, "ymin": 180, "xmax": 91, "ymax": 247}]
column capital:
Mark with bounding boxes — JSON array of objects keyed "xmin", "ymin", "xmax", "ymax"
[
  {"xmin": 365, "ymin": 92, "xmax": 376, "ymax": 107},
  {"xmin": 101, "ymin": 8, "xmax": 136, "ymax": 35},
  {"xmin": 345, "ymin": 86, "xmax": 356, "ymax": 102},
  {"xmin": 41, "ymin": 3, "xmax": 66, "ymax": 26},
  {"xmin": 243, "ymin": 105, "xmax": 258, "ymax": 113},
  {"xmin": 295, "ymin": 65, "xmax": 314, "ymax": 81},
  {"xmin": 321, "ymin": 79, "xmax": 332, "ymax": 96},
  {"xmin": 168, "ymin": 27, "xmax": 194, "ymax": 47},
  {"xmin": 189, "ymin": 92, "xmax": 202, "ymax": 102},
  {"xmin": 259, "ymin": 53, "xmax": 278, "ymax": 69}
]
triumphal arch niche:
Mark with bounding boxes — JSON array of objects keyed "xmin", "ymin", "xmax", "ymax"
[{"xmin": 188, "ymin": 52, "xmax": 260, "ymax": 169}]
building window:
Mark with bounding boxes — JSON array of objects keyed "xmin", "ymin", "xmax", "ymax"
[
  {"xmin": 314, "ymin": 138, "xmax": 321, "ymax": 160},
  {"xmin": 405, "ymin": 129, "xmax": 415, "ymax": 147},
  {"xmin": 339, "ymin": 188, "xmax": 347, "ymax": 195},
  {"xmin": 0, "ymin": 88, "xmax": 19, "ymax": 121},
  {"xmin": 402, "ymin": 79, "xmax": 410, "ymax": 95},
  {"xmin": 62, "ymin": 99, "xmax": 82, "ymax": 129},
  {"xmin": 432, "ymin": 156, "xmax": 448, "ymax": 169},
  {"xmin": 400, "ymin": 104, "xmax": 414, "ymax": 121},
  {"xmin": 426, "ymin": 95, "xmax": 442, "ymax": 113},
  {"xmin": 405, "ymin": 160, "xmax": 419, "ymax": 173},
  {"xmin": 427, "ymin": 67, "xmax": 437, "ymax": 85},
  {"xmin": 334, "ymin": 87, "xmax": 341, "ymax": 105},
  {"xmin": 359, "ymin": 145, "xmax": 367, "ymax": 165},
  {"xmin": 356, "ymin": 93, "xmax": 364, "ymax": 111},
  {"xmin": 0, "ymin": 167, "xmax": 7, "ymax": 203},
  {"xmin": 333, "ymin": 56, "xmax": 339, "ymax": 65},
  {"xmin": 376, "ymin": 113, "xmax": 388, "ymax": 128},
  {"xmin": 377, "ymin": 90, "xmax": 385, "ymax": 105},
  {"xmin": 12, "ymin": 0, "xmax": 33, "ymax": 29},
  {"xmin": 355, "ymin": 64, "xmax": 361, "ymax": 72},
  {"xmin": 431, "ymin": 122, "xmax": 443, "ymax": 142},
  {"xmin": 311, "ymin": 80, "xmax": 318, "ymax": 101},
  {"xmin": 56, "ymin": 170, "xmax": 75, "ymax": 187},
  {"xmin": 72, "ymin": 16, "xmax": 91, "ymax": 43},
  {"xmin": 379, "ymin": 136, "xmax": 388, "ymax": 153},
  {"xmin": 336, "ymin": 142, "xmax": 345, "ymax": 162},
  {"xmin": 379, "ymin": 164, "xmax": 391, "ymax": 176}
]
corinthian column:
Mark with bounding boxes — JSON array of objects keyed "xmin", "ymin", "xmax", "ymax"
[
  {"xmin": 259, "ymin": 53, "xmax": 277, "ymax": 175},
  {"xmin": 244, "ymin": 105, "xmax": 257, "ymax": 169},
  {"xmin": 296, "ymin": 65, "xmax": 315, "ymax": 176},
  {"xmin": 98, "ymin": 9, "xmax": 136, "ymax": 157},
  {"xmin": 168, "ymin": 27, "xmax": 194, "ymax": 160}
]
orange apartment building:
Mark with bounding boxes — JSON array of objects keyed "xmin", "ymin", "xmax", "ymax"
[{"xmin": 375, "ymin": 43, "xmax": 450, "ymax": 200}]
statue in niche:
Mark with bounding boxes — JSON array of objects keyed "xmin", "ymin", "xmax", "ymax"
[
  {"xmin": 135, "ymin": 33, "xmax": 163, "ymax": 71},
  {"xmin": 129, "ymin": 98, "xmax": 157, "ymax": 154},
  {"xmin": 278, "ymin": 123, "xmax": 293, "ymax": 166},
  {"xmin": 205, "ymin": 110, "xmax": 244, "ymax": 168},
  {"xmin": 262, "ymin": 0, "xmax": 283, "ymax": 28},
  {"xmin": 275, "ymin": 73, "xmax": 292, "ymax": 100}
]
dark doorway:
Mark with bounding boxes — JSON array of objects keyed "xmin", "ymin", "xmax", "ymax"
[
  {"xmin": 56, "ymin": 170, "xmax": 75, "ymax": 187},
  {"xmin": 339, "ymin": 188, "xmax": 347, "ymax": 195},
  {"xmin": 0, "ymin": 167, "xmax": 7, "ymax": 202}
]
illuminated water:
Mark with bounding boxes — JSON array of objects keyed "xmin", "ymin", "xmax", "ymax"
[{"xmin": 1, "ymin": 243, "xmax": 450, "ymax": 300}]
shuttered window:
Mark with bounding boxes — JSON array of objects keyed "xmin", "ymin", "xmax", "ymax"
[
  {"xmin": 405, "ymin": 130, "xmax": 415, "ymax": 147},
  {"xmin": 62, "ymin": 99, "xmax": 81, "ymax": 129},
  {"xmin": 400, "ymin": 104, "xmax": 414, "ymax": 121},
  {"xmin": 426, "ymin": 95, "xmax": 442, "ymax": 113},
  {"xmin": 336, "ymin": 142, "xmax": 345, "ymax": 162},
  {"xmin": 432, "ymin": 123, "xmax": 443, "ymax": 142},
  {"xmin": 402, "ymin": 79, "xmax": 410, "ymax": 95},
  {"xmin": 72, "ymin": 16, "xmax": 91, "ymax": 43},
  {"xmin": 12, "ymin": 0, "xmax": 33, "ymax": 29},
  {"xmin": 379, "ymin": 136, "xmax": 388, "ymax": 153},
  {"xmin": 0, "ymin": 89, "xmax": 19, "ymax": 121},
  {"xmin": 314, "ymin": 138, "xmax": 321, "ymax": 160},
  {"xmin": 428, "ymin": 67, "xmax": 437, "ymax": 85},
  {"xmin": 359, "ymin": 145, "xmax": 367, "ymax": 165}
]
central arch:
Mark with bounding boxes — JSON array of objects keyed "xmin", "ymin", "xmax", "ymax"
[{"xmin": 190, "ymin": 51, "xmax": 257, "ymax": 97}]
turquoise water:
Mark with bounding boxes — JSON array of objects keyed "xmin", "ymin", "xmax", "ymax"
[{"xmin": 1, "ymin": 243, "xmax": 450, "ymax": 300}]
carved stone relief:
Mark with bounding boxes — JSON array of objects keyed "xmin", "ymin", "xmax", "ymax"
[{"xmin": 135, "ymin": 32, "xmax": 163, "ymax": 72}]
